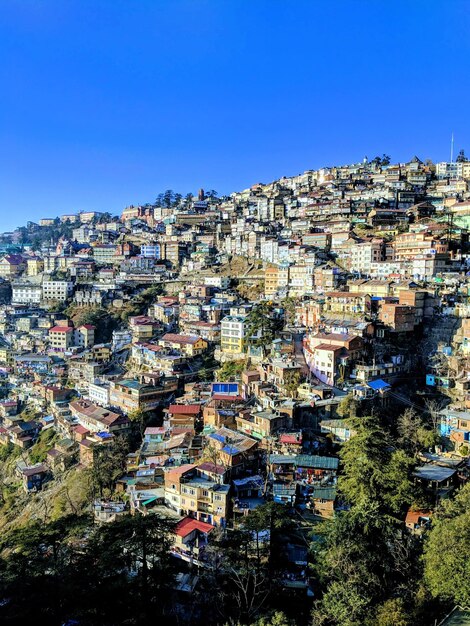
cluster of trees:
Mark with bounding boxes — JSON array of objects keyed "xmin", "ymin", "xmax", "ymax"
[
  {"xmin": 200, "ymin": 502, "xmax": 302, "ymax": 624},
  {"xmin": 245, "ymin": 302, "xmax": 283, "ymax": 354},
  {"xmin": 0, "ymin": 514, "xmax": 177, "ymax": 625},
  {"xmin": 154, "ymin": 190, "xmax": 191, "ymax": 209},
  {"xmin": 16, "ymin": 213, "xmax": 117, "ymax": 249},
  {"xmin": 310, "ymin": 412, "xmax": 468, "ymax": 625},
  {"xmin": 217, "ymin": 359, "xmax": 247, "ymax": 381},
  {"xmin": 369, "ymin": 154, "xmax": 391, "ymax": 167},
  {"xmin": 152, "ymin": 189, "xmax": 221, "ymax": 209},
  {"xmin": 0, "ymin": 501, "xmax": 302, "ymax": 626}
]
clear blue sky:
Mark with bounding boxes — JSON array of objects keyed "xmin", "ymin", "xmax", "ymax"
[{"xmin": 0, "ymin": 0, "xmax": 469, "ymax": 231}]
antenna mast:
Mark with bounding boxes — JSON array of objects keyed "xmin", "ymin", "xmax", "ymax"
[{"xmin": 450, "ymin": 132, "xmax": 454, "ymax": 163}]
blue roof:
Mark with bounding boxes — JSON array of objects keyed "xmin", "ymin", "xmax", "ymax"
[
  {"xmin": 222, "ymin": 445, "xmax": 240, "ymax": 455},
  {"xmin": 96, "ymin": 431, "xmax": 113, "ymax": 439},
  {"xmin": 367, "ymin": 379, "xmax": 391, "ymax": 391},
  {"xmin": 210, "ymin": 433, "xmax": 226, "ymax": 443}
]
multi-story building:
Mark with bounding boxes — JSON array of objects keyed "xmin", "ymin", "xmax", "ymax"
[
  {"xmin": 42, "ymin": 280, "xmax": 74, "ymax": 302},
  {"xmin": 109, "ymin": 377, "xmax": 177, "ymax": 413},
  {"xmin": 26, "ymin": 257, "xmax": 44, "ymax": 276},
  {"xmin": 304, "ymin": 332, "xmax": 364, "ymax": 385},
  {"xmin": 220, "ymin": 315, "xmax": 247, "ymax": 355},
  {"xmin": 48, "ymin": 324, "xmax": 74, "ymax": 351},
  {"xmin": 74, "ymin": 324, "xmax": 96, "ymax": 349},
  {"xmin": 235, "ymin": 410, "xmax": 290, "ymax": 441},
  {"xmin": 87, "ymin": 381, "xmax": 111, "ymax": 407},
  {"xmin": 159, "ymin": 333, "xmax": 208, "ymax": 357},
  {"xmin": 69, "ymin": 398, "xmax": 129, "ymax": 434},
  {"xmin": 206, "ymin": 427, "xmax": 259, "ymax": 475},
  {"xmin": 323, "ymin": 292, "xmax": 371, "ymax": 316},
  {"xmin": 0, "ymin": 254, "xmax": 26, "ymax": 278},
  {"xmin": 392, "ymin": 232, "xmax": 447, "ymax": 263},
  {"xmin": 349, "ymin": 239, "xmax": 385, "ymax": 275},
  {"xmin": 11, "ymin": 281, "xmax": 43, "ymax": 305},
  {"xmin": 140, "ymin": 244, "xmax": 161, "ymax": 259},
  {"xmin": 164, "ymin": 463, "xmax": 230, "ymax": 526},
  {"xmin": 92, "ymin": 244, "xmax": 118, "ymax": 265},
  {"xmin": 130, "ymin": 343, "xmax": 185, "ymax": 375},
  {"xmin": 379, "ymin": 303, "xmax": 416, "ymax": 332}
]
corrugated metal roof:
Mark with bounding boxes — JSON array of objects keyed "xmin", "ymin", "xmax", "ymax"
[{"xmin": 269, "ymin": 454, "xmax": 339, "ymax": 470}]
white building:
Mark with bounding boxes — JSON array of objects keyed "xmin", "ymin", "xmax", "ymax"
[
  {"xmin": 42, "ymin": 280, "xmax": 74, "ymax": 302},
  {"xmin": 11, "ymin": 281, "xmax": 42, "ymax": 305},
  {"xmin": 204, "ymin": 276, "xmax": 230, "ymax": 290},
  {"xmin": 87, "ymin": 381, "xmax": 110, "ymax": 407},
  {"xmin": 350, "ymin": 241, "xmax": 384, "ymax": 275},
  {"xmin": 220, "ymin": 314, "xmax": 247, "ymax": 355},
  {"xmin": 112, "ymin": 329, "xmax": 133, "ymax": 352},
  {"xmin": 435, "ymin": 161, "xmax": 470, "ymax": 180}
]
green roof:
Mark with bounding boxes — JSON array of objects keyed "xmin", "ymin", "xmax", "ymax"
[
  {"xmin": 311, "ymin": 487, "xmax": 336, "ymax": 501},
  {"xmin": 269, "ymin": 454, "xmax": 339, "ymax": 470},
  {"xmin": 439, "ymin": 609, "xmax": 470, "ymax": 626}
]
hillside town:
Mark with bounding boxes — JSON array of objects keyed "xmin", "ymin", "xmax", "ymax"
[{"xmin": 0, "ymin": 154, "xmax": 470, "ymax": 625}]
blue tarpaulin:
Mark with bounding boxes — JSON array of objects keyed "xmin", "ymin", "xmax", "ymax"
[{"xmin": 367, "ymin": 379, "xmax": 390, "ymax": 391}]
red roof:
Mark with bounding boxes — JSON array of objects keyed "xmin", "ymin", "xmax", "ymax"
[
  {"xmin": 197, "ymin": 462, "xmax": 226, "ymax": 475},
  {"xmin": 168, "ymin": 404, "xmax": 201, "ymax": 415},
  {"xmin": 212, "ymin": 394, "xmax": 243, "ymax": 402},
  {"xmin": 74, "ymin": 424, "xmax": 90, "ymax": 435},
  {"xmin": 161, "ymin": 333, "xmax": 203, "ymax": 345},
  {"xmin": 78, "ymin": 324, "xmax": 95, "ymax": 330},
  {"xmin": 280, "ymin": 433, "xmax": 303, "ymax": 444},
  {"xmin": 314, "ymin": 343, "xmax": 343, "ymax": 352},
  {"xmin": 144, "ymin": 426, "xmax": 167, "ymax": 435},
  {"xmin": 405, "ymin": 509, "xmax": 432, "ymax": 525},
  {"xmin": 174, "ymin": 517, "xmax": 215, "ymax": 538}
]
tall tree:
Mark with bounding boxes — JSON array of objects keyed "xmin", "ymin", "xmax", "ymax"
[{"xmin": 423, "ymin": 482, "xmax": 470, "ymax": 607}]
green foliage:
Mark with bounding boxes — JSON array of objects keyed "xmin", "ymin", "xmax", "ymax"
[
  {"xmin": 338, "ymin": 416, "xmax": 415, "ymax": 515},
  {"xmin": 312, "ymin": 416, "xmax": 422, "ymax": 624},
  {"xmin": 0, "ymin": 442, "xmax": 20, "ymax": 462},
  {"xmin": 313, "ymin": 580, "xmax": 369, "ymax": 626},
  {"xmin": 67, "ymin": 306, "xmax": 120, "ymax": 343},
  {"xmin": 396, "ymin": 409, "xmax": 439, "ymax": 454},
  {"xmin": 336, "ymin": 394, "xmax": 358, "ymax": 419},
  {"xmin": 217, "ymin": 359, "xmax": 246, "ymax": 381},
  {"xmin": 282, "ymin": 370, "xmax": 302, "ymax": 398},
  {"xmin": 0, "ymin": 513, "xmax": 176, "ymax": 625},
  {"xmin": 28, "ymin": 428, "xmax": 57, "ymax": 464},
  {"xmin": 423, "ymin": 482, "xmax": 470, "ymax": 607},
  {"xmin": 91, "ymin": 436, "xmax": 129, "ymax": 498},
  {"xmin": 311, "ymin": 504, "xmax": 419, "ymax": 626},
  {"xmin": 203, "ymin": 502, "xmax": 292, "ymax": 624},
  {"xmin": 371, "ymin": 598, "xmax": 410, "ymax": 626},
  {"xmin": 245, "ymin": 301, "xmax": 281, "ymax": 351},
  {"xmin": 251, "ymin": 611, "xmax": 294, "ymax": 626},
  {"xmin": 119, "ymin": 284, "xmax": 164, "ymax": 322},
  {"xmin": 280, "ymin": 297, "xmax": 297, "ymax": 327}
]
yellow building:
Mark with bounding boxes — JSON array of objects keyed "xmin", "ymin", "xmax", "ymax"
[
  {"xmin": 159, "ymin": 333, "xmax": 208, "ymax": 357},
  {"xmin": 164, "ymin": 464, "xmax": 230, "ymax": 526},
  {"xmin": 27, "ymin": 257, "xmax": 44, "ymax": 276},
  {"xmin": 264, "ymin": 265, "xmax": 289, "ymax": 297},
  {"xmin": 220, "ymin": 315, "xmax": 246, "ymax": 355}
]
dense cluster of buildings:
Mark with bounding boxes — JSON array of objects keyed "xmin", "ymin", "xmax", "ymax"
[{"xmin": 1, "ymin": 155, "xmax": 470, "ymax": 588}]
